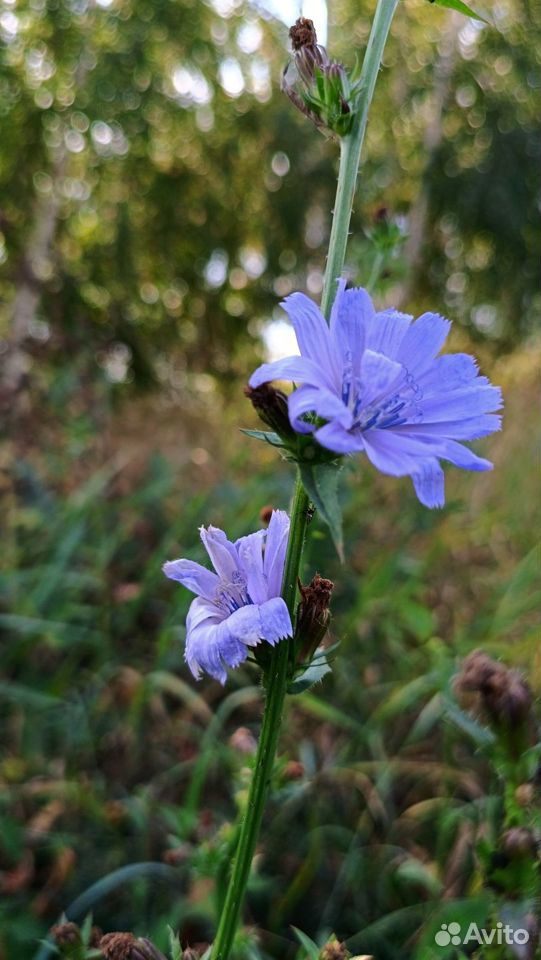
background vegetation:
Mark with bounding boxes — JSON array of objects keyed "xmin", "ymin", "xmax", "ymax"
[{"xmin": 0, "ymin": 0, "xmax": 539, "ymax": 956}]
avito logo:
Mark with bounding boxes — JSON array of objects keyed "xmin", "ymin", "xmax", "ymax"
[{"xmin": 434, "ymin": 921, "xmax": 529, "ymax": 947}]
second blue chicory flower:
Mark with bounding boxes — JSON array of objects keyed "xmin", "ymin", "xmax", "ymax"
[
  {"xmin": 163, "ymin": 511, "xmax": 292, "ymax": 683},
  {"xmin": 249, "ymin": 281, "xmax": 502, "ymax": 508}
]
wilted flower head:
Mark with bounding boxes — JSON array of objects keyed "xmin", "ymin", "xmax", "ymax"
[
  {"xmin": 282, "ymin": 18, "xmax": 358, "ymax": 136},
  {"xmin": 454, "ymin": 650, "xmax": 532, "ymax": 727},
  {"xmin": 296, "ymin": 573, "xmax": 334, "ymax": 661},
  {"xmin": 99, "ymin": 933, "xmax": 167, "ymax": 960},
  {"xmin": 163, "ymin": 511, "xmax": 292, "ymax": 683},
  {"xmin": 249, "ymin": 281, "xmax": 502, "ymax": 507},
  {"xmin": 319, "ymin": 938, "xmax": 351, "ymax": 959},
  {"xmin": 50, "ymin": 922, "xmax": 81, "ymax": 949}
]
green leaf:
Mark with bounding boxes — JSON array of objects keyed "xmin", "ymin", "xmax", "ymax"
[
  {"xmin": 299, "ymin": 462, "xmax": 344, "ymax": 560},
  {"xmin": 395, "ymin": 857, "xmax": 443, "ymax": 895},
  {"xmin": 444, "ymin": 701, "xmax": 496, "ymax": 747},
  {"xmin": 80, "ymin": 913, "xmax": 93, "ymax": 946},
  {"xmin": 288, "ymin": 659, "xmax": 332, "ymax": 695},
  {"xmin": 291, "ymin": 927, "xmax": 320, "ymax": 959},
  {"xmin": 429, "ymin": 0, "xmax": 488, "ymax": 23},
  {"xmin": 36, "ymin": 944, "xmax": 59, "ymax": 957},
  {"xmin": 239, "ymin": 428, "xmax": 285, "ymax": 447},
  {"xmin": 168, "ymin": 926, "xmax": 182, "ymax": 960}
]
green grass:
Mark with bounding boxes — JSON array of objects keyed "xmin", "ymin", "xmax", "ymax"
[{"xmin": 1, "ymin": 346, "xmax": 539, "ymax": 959}]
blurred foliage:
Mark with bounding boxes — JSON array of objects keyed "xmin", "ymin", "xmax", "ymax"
[
  {"xmin": 0, "ymin": 0, "xmax": 540, "ymax": 398},
  {"xmin": 1, "ymin": 345, "xmax": 539, "ymax": 957},
  {"xmin": 0, "ymin": 0, "xmax": 540, "ymax": 956}
]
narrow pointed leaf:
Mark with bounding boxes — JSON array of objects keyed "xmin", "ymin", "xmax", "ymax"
[
  {"xmin": 291, "ymin": 927, "xmax": 320, "ymax": 959},
  {"xmin": 299, "ymin": 462, "xmax": 344, "ymax": 560},
  {"xmin": 429, "ymin": 0, "xmax": 488, "ymax": 23},
  {"xmin": 240, "ymin": 428, "xmax": 285, "ymax": 447},
  {"xmin": 288, "ymin": 659, "xmax": 332, "ymax": 694}
]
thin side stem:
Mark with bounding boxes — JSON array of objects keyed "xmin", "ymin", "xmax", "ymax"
[
  {"xmin": 321, "ymin": 0, "xmax": 400, "ymax": 320},
  {"xmin": 210, "ymin": 478, "xmax": 309, "ymax": 960}
]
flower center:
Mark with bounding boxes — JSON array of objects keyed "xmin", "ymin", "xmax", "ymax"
[
  {"xmin": 215, "ymin": 570, "xmax": 252, "ymax": 614},
  {"xmin": 342, "ymin": 364, "xmax": 424, "ymax": 434}
]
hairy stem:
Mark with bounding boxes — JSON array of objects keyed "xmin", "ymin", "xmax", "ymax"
[
  {"xmin": 321, "ymin": 0, "xmax": 400, "ymax": 320},
  {"xmin": 210, "ymin": 1, "xmax": 399, "ymax": 954},
  {"xmin": 210, "ymin": 478, "xmax": 309, "ymax": 960}
]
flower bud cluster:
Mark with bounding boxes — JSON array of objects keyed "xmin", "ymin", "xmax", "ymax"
[{"xmin": 282, "ymin": 18, "xmax": 361, "ymax": 137}]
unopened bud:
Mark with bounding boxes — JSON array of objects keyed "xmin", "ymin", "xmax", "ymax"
[
  {"xmin": 515, "ymin": 783, "xmax": 535, "ymax": 807},
  {"xmin": 260, "ymin": 505, "xmax": 274, "ymax": 526},
  {"xmin": 245, "ymin": 383, "xmax": 293, "ymax": 440},
  {"xmin": 296, "ymin": 573, "xmax": 334, "ymax": 661}
]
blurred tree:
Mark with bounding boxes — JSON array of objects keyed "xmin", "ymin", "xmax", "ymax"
[{"xmin": 0, "ymin": 0, "xmax": 539, "ymax": 406}]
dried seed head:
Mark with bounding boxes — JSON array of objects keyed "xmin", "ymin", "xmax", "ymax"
[
  {"xmin": 182, "ymin": 946, "xmax": 209, "ymax": 959},
  {"xmin": 100, "ymin": 934, "xmax": 138, "ymax": 960},
  {"xmin": 50, "ymin": 922, "xmax": 81, "ymax": 948},
  {"xmin": 282, "ymin": 18, "xmax": 357, "ymax": 136},
  {"xmin": 319, "ymin": 938, "xmax": 351, "ymax": 959},
  {"xmin": 137, "ymin": 939, "xmax": 169, "ymax": 960},
  {"xmin": 454, "ymin": 650, "xmax": 533, "ymax": 728},
  {"xmin": 296, "ymin": 573, "xmax": 334, "ymax": 661},
  {"xmin": 289, "ymin": 17, "xmax": 318, "ymax": 49},
  {"xmin": 90, "ymin": 927, "xmax": 104, "ymax": 947},
  {"xmin": 100, "ymin": 933, "xmax": 166, "ymax": 960}
]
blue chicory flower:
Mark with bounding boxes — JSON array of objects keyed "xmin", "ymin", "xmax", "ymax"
[
  {"xmin": 163, "ymin": 511, "xmax": 292, "ymax": 683},
  {"xmin": 249, "ymin": 281, "xmax": 502, "ymax": 508}
]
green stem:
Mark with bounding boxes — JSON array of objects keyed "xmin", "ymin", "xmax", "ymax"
[
  {"xmin": 321, "ymin": 0, "xmax": 400, "ymax": 320},
  {"xmin": 210, "ymin": 2, "xmax": 399, "ymax": 955},
  {"xmin": 210, "ymin": 478, "xmax": 309, "ymax": 960},
  {"xmin": 367, "ymin": 249, "xmax": 385, "ymax": 292}
]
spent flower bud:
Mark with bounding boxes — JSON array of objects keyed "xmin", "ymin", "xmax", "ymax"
[
  {"xmin": 282, "ymin": 18, "xmax": 359, "ymax": 137},
  {"xmin": 245, "ymin": 383, "xmax": 294, "ymax": 440},
  {"xmin": 454, "ymin": 650, "xmax": 533, "ymax": 727},
  {"xmin": 260, "ymin": 504, "xmax": 275, "ymax": 526},
  {"xmin": 50, "ymin": 923, "xmax": 81, "ymax": 950},
  {"xmin": 296, "ymin": 573, "xmax": 334, "ymax": 661},
  {"xmin": 99, "ymin": 933, "xmax": 167, "ymax": 960},
  {"xmin": 319, "ymin": 937, "xmax": 351, "ymax": 959}
]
